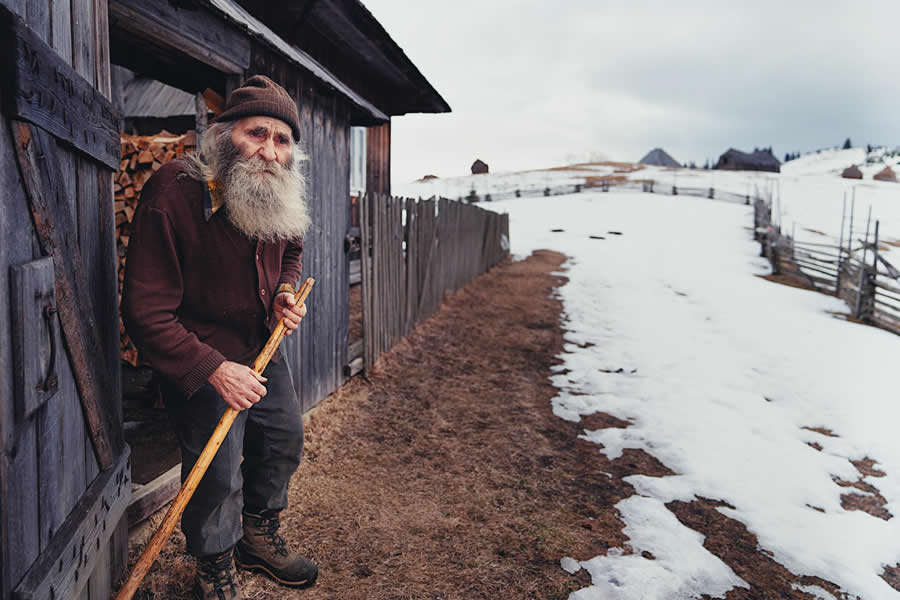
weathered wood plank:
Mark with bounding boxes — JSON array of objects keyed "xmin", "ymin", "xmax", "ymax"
[
  {"xmin": 0, "ymin": 5, "xmax": 120, "ymax": 169},
  {"xmin": 0, "ymin": 96, "xmax": 44, "ymax": 598},
  {"xmin": 126, "ymin": 463, "xmax": 180, "ymax": 527},
  {"xmin": 10, "ymin": 258, "xmax": 58, "ymax": 419},
  {"xmin": 23, "ymin": 0, "xmax": 48, "ymax": 40},
  {"xmin": 107, "ymin": 0, "xmax": 250, "ymax": 75},
  {"xmin": 10, "ymin": 120, "xmax": 118, "ymax": 468},
  {"xmin": 1, "ymin": 0, "xmax": 25, "ymax": 19},
  {"xmin": 50, "ymin": 0, "xmax": 72, "ymax": 64},
  {"xmin": 92, "ymin": 0, "xmax": 110, "ymax": 97},
  {"xmin": 70, "ymin": 0, "xmax": 93, "ymax": 84},
  {"xmin": 13, "ymin": 447, "xmax": 130, "ymax": 600}
]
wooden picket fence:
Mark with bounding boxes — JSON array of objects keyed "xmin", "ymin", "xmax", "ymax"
[
  {"xmin": 358, "ymin": 193, "xmax": 510, "ymax": 372},
  {"xmin": 754, "ymin": 195, "xmax": 900, "ymax": 335}
]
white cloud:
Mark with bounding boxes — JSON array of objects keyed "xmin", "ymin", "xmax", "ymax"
[{"xmin": 363, "ymin": 0, "xmax": 900, "ymax": 183}]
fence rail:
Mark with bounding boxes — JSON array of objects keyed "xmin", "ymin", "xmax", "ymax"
[
  {"xmin": 450, "ymin": 177, "xmax": 757, "ymax": 206},
  {"xmin": 754, "ymin": 195, "xmax": 900, "ymax": 336},
  {"xmin": 359, "ymin": 193, "xmax": 510, "ymax": 372},
  {"xmin": 458, "ymin": 175, "xmax": 900, "ymax": 338}
]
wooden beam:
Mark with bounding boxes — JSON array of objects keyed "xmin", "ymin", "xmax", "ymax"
[
  {"xmin": 126, "ymin": 464, "xmax": 181, "ymax": 528},
  {"xmin": 10, "ymin": 121, "xmax": 120, "ymax": 469},
  {"xmin": 0, "ymin": 5, "xmax": 120, "ymax": 169},
  {"xmin": 12, "ymin": 447, "xmax": 130, "ymax": 600},
  {"xmin": 202, "ymin": 88, "xmax": 225, "ymax": 117},
  {"xmin": 108, "ymin": 0, "xmax": 250, "ymax": 75}
]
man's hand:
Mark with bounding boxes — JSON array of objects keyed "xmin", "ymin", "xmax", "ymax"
[
  {"xmin": 208, "ymin": 361, "xmax": 268, "ymax": 411},
  {"xmin": 273, "ymin": 291, "xmax": 307, "ymax": 336}
]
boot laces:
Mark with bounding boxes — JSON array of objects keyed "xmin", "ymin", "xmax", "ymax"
[
  {"xmin": 258, "ymin": 515, "xmax": 289, "ymax": 557},
  {"xmin": 198, "ymin": 551, "xmax": 236, "ymax": 591}
]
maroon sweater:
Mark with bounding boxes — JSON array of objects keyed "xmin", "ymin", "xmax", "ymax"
[{"xmin": 122, "ymin": 160, "xmax": 302, "ymax": 398}]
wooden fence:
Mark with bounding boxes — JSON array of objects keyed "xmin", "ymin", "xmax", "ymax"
[
  {"xmin": 457, "ymin": 174, "xmax": 900, "ymax": 338},
  {"xmin": 453, "ymin": 177, "xmax": 755, "ymax": 205},
  {"xmin": 754, "ymin": 195, "xmax": 900, "ymax": 335},
  {"xmin": 358, "ymin": 193, "xmax": 509, "ymax": 371}
]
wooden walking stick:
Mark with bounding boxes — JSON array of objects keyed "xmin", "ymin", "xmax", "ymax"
[{"xmin": 115, "ymin": 277, "xmax": 315, "ymax": 600}]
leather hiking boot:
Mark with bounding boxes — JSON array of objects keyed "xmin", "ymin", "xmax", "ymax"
[
  {"xmin": 234, "ymin": 509, "xmax": 318, "ymax": 588},
  {"xmin": 193, "ymin": 549, "xmax": 241, "ymax": 600}
]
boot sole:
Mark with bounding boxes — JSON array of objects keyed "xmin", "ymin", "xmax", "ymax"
[{"xmin": 234, "ymin": 552, "xmax": 318, "ymax": 589}]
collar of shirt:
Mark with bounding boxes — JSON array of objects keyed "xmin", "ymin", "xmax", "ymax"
[{"xmin": 203, "ymin": 179, "xmax": 225, "ymax": 221}]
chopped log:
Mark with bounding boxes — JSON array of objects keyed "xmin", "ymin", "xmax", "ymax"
[{"xmin": 137, "ymin": 150, "xmax": 153, "ymax": 164}]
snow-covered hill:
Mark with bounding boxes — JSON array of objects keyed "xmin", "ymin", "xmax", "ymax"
[{"xmin": 394, "ymin": 152, "xmax": 900, "ymax": 263}]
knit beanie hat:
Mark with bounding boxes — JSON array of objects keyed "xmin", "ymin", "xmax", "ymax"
[{"xmin": 215, "ymin": 75, "xmax": 301, "ymax": 141}]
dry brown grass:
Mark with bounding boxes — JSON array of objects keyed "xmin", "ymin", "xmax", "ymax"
[
  {"xmin": 119, "ymin": 249, "xmax": 859, "ymax": 599},
  {"xmin": 120, "ymin": 250, "xmax": 623, "ymax": 599}
]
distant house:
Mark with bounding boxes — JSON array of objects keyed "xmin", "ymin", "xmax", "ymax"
[
  {"xmin": 639, "ymin": 148, "xmax": 680, "ymax": 168},
  {"xmin": 715, "ymin": 148, "xmax": 781, "ymax": 173},
  {"xmin": 874, "ymin": 166, "xmax": 897, "ymax": 182},
  {"xmin": 841, "ymin": 165, "xmax": 863, "ymax": 179},
  {"xmin": 471, "ymin": 159, "xmax": 489, "ymax": 174}
]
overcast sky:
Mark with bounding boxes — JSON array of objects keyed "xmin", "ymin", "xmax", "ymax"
[{"xmin": 361, "ymin": 1, "xmax": 900, "ymax": 185}]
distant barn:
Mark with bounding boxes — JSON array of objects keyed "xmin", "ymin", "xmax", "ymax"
[
  {"xmin": 842, "ymin": 165, "xmax": 863, "ymax": 179},
  {"xmin": 471, "ymin": 159, "xmax": 489, "ymax": 174},
  {"xmin": 639, "ymin": 148, "xmax": 680, "ymax": 168},
  {"xmin": 874, "ymin": 166, "xmax": 897, "ymax": 182},
  {"xmin": 715, "ymin": 148, "xmax": 781, "ymax": 173}
]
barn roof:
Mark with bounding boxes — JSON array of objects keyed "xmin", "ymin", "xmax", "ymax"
[
  {"xmin": 232, "ymin": 0, "xmax": 451, "ymax": 117},
  {"xmin": 874, "ymin": 166, "xmax": 897, "ymax": 182},
  {"xmin": 122, "ymin": 76, "xmax": 198, "ymax": 118},
  {"xmin": 206, "ymin": 0, "xmax": 391, "ymax": 121},
  {"xmin": 719, "ymin": 148, "xmax": 781, "ymax": 169},
  {"xmin": 841, "ymin": 165, "xmax": 863, "ymax": 179},
  {"xmin": 639, "ymin": 148, "xmax": 680, "ymax": 167}
]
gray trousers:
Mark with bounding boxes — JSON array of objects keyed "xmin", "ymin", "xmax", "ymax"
[{"xmin": 162, "ymin": 359, "xmax": 303, "ymax": 556}]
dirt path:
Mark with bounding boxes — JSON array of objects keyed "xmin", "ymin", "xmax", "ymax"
[{"xmin": 125, "ymin": 249, "xmax": 849, "ymax": 599}]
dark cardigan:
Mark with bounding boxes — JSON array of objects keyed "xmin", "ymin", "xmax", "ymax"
[{"xmin": 122, "ymin": 160, "xmax": 302, "ymax": 398}]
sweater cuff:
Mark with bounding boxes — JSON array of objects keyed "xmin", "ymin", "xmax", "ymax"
[
  {"xmin": 275, "ymin": 283, "xmax": 296, "ymax": 296},
  {"xmin": 179, "ymin": 348, "xmax": 227, "ymax": 399}
]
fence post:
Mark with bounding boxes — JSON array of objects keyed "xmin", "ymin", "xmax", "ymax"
[
  {"xmin": 836, "ymin": 193, "xmax": 846, "ymax": 296},
  {"xmin": 708, "ymin": 187, "xmax": 714, "ymax": 199},
  {"xmin": 672, "ymin": 185, "xmax": 678, "ymax": 195},
  {"xmin": 855, "ymin": 207, "xmax": 872, "ymax": 319}
]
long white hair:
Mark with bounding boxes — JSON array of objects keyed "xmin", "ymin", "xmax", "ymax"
[{"xmin": 182, "ymin": 122, "xmax": 312, "ymax": 242}]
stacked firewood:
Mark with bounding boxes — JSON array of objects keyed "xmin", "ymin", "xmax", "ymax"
[{"xmin": 117, "ymin": 130, "xmax": 197, "ymax": 365}]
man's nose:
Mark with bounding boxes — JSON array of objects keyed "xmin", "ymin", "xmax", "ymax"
[{"xmin": 258, "ymin": 138, "xmax": 277, "ymax": 162}]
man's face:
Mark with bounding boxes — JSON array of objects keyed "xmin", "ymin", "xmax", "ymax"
[{"xmin": 231, "ymin": 116, "xmax": 293, "ymax": 167}]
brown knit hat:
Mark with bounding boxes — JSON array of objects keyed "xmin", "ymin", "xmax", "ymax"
[{"xmin": 216, "ymin": 75, "xmax": 301, "ymax": 141}]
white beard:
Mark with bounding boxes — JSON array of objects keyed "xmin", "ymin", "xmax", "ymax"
[
  {"xmin": 220, "ymin": 152, "xmax": 312, "ymax": 243},
  {"xmin": 184, "ymin": 122, "xmax": 312, "ymax": 243}
]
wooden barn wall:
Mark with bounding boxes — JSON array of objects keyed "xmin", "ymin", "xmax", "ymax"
[
  {"xmin": 0, "ymin": 1, "xmax": 127, "ymax": 599},
  {"xmin": 366, "ymin": 122, "xmax": 391, "ymax": 196},
  {"xmin": 248, "ymin": 47, "xmax": 352, "ymax": 413}
]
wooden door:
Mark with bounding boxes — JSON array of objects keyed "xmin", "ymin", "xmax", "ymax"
[{"xmin": 0, "ymin": 4, "xmax": 130, "ymax": 600}]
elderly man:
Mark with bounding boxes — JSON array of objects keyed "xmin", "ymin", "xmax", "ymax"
[{"xmin": 123, "ymin": 76, "xmax": 317, "ymax": 600}]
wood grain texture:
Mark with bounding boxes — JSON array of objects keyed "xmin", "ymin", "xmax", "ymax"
[
  {"xmin": 126, "ymin": 463, "xmax": 181, "ymax": 527},
  {"xmin": 107, "ymin": 0, "xmax": 250, "ymax": 75},
  {"xmin": 13, "ymin": 447, "xmax": 130, "ymax": 600},
  {"xmin": 0, "ymin": 5, "xmax": 120, "ymax": 168},
  {"xmin": 0, "ymin": 94, "xmax": 44, "ymax": 599},
  {"xmin": 9, "ymin": 258, "xmax": 58, "ymax": 420},
  {"xmin": 10, "ymin": 120, "xmax": 117, "ymax": 468}
]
